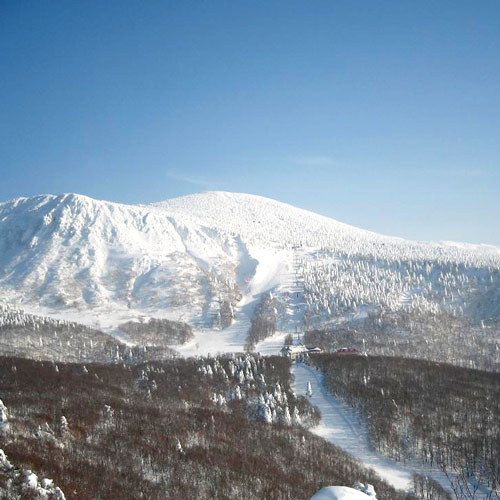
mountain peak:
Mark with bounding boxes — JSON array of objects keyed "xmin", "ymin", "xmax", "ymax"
[{"xmin": 0, "ymin": 190, "xmax": 499, "ymax": 347}]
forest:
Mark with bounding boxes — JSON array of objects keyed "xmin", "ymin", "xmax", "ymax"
[
  {"xmin": 299, "ymin": 251, "xmax": 500, "ymax": 328},
  {"xmin": 118, "ymin": 317, "xmax": 194, "ymax": 346},
  {"xmin": 304, "ymin": 309, "xmax": 500, "ymax": 371},
  {"xmin": 308, "ymin": 354, "xmax": 500, "ymax": 498},
  {"xmin": 0, "ymin": 354, "xmax": 417, "ymax": 500},
  {"xmin": 245, "ymin": 292, "xmax": 281, "ymax": 351},
  {"xmin": 0, "ymin": 304, "xmax": 175, "ymax": 363}
]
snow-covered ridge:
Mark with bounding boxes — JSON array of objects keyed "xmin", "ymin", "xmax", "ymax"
[
  {"xmin": 0, "ymin": 191, "xmax": 498, "ymax": 336},
  {"xmin": 153, "ymin": 191, "xmax": 500, "ymax": 261}
]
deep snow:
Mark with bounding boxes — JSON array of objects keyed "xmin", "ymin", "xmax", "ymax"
[{"xmin": 0, "ymin": 191, "xmax": 499, "ymax": 346}]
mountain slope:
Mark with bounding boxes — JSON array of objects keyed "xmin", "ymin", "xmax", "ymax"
[{"xmin": 0, "ymin": 192, "xmax": 499, "ymax": 351}]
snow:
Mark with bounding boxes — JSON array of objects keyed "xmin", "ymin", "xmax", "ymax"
[
  {"xmin": 0, "ymin": 191, "xmax": 497, "ymax": 498},
  {"xmin": 154, "ymin": 245, "xmax": 292, "ymax": 355},
  {"xmin": 0, "ymin": 449, "xmax": 66, "ymax": 499},
  {"xmin": 293, "ymin": 362, "xmax": 453, "ymax": 493},
  {"xmin": 23, "ymin": 470, "xmax": 39, "ymax": 489},
  {"xmin": 177, "ymin": 314, "xmax": 250, "ymax": 356},
  {"xmin": 0, "ymin": 448, "xmax": 13, "ymax": 471},
  {"xmin": 310, "ymin": 486, "xmax": 371, "ymax": 500},
  {"xmin": 0, "ymin": 191, "xmax": 499, "ymax": 350},
  {"xmin": 255, "ymin": 330, "xmax": 294, "ymax": 355}
]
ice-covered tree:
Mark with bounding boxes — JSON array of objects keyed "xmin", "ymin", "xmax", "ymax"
[
  {"xmin": 59, "ymin": 415, "xmax": 69, "ymax": 434},
  {"xmin": 292, "ymin": 406, "xmax": 301, "ymax": 425},
  {"xmin": 0, "ymin": 449, "xmax": 12, "ymax": 471},
  {"xmin": 0, "ymin": 399, "xmax": 8, "ymax": 429},
  {"xmin": 234, "ymin": 385, "xmax": 242, "ymax": 400},
  {"xmin": 282, "ymin": 406, "xmax": 292, "ymax": 426},
  {"xmin": 352, "ymin": 481, "xmax": 377, "ymax": 498},
  {"xmin": 306, "ymin": 380, "xmax": 313, "ymax": 397}
]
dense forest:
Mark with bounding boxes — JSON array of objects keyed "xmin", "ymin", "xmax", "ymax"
[
  {"xmin": 245, "ymin": 293, "xmax": 281, "ymax": 351},
  {"xmin": 299, "ymin": 251, "xmax": 500, "ymax": 328},
  {"xmin": 304, "ymin": 309, "xmax": 500, "ymax": 371},
  {"xmin": 118, "ymin": 317, "xmax": 194, "ymax": 346},
  {"xmin": 308, "ymin": 354, "xmax": 500, "ymax": 498},
  {"xmin": 0, "ymin": 304, "xmax": 175, "ymax": 363},
  {"xmin": 0, "ymin": 354, "xmax": 417, "ymax": 500}
]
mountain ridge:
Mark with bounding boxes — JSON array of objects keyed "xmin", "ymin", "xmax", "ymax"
[
  {"xmin": 4, "ymin": 190, "xmax": 499, "ymax": 249},
  {"xmin": 0, "ymin": 191, "xmax": 499, "ymax": 355}
]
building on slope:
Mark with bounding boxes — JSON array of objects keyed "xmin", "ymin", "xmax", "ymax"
[
  {"xmin": 280, "ymin": 344, "xmax": 322, "ymax": 360},
  {"xmin": 333, "ymin": 347, "xmax": 362, "ymax": 356}
]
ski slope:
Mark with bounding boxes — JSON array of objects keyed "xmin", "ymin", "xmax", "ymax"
[
  {"xmin": 293, "ymin": 362, "xmax": 455, "ymax": 494},
  {"xmin": 177, "ymin": 312, "xmax": 250, "ymax": 356},
  {"xmin": 178, "ymin": 246, "xmax": 293, "ymax": 355}
]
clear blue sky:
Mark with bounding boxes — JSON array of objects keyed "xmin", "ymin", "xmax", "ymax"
[{"xmin": 1, "ymin": 1, "xmax": 499, "ymax": 245}]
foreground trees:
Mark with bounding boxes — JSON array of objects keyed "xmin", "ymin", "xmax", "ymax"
[{"xmin": 0, "ymin": 355, "xmax": 412, "ymax": 500}]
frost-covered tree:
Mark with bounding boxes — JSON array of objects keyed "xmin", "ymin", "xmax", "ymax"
[
  {"xmin": 306, "ymin": 380, "xmax": 313, "ymax": 397},
  {"xmin": 234, "ymin": 385, "xmax": 242, "ymax": 400},
  {"xmin": 0, "ymin": 449, "xmax": 13, "ymax": 471},
  {"xmin": 175, "ymin": 439, "xmax": 184, "ymax": 454},
  {"xmin": 0, "ymin": 399, "xmax": 8, "ymax": 428},
  {"xmin": 282, "ymin": 406, "xmax": 292, "ymax": 426},
  {"xmin": 292, "ymin": 406, "xmax": 301, "ymax": 425},
  {"xmin": 353, "ymin": 481, "xmax": 377, "ymax": 498},
  {"xmin": 59, "ymin": 415, "xmax": 69, "ymax": 435}
]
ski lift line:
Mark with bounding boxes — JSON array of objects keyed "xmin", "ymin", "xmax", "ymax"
[{"xmin": 290, "ymin": 249, "xmax": 306, "ymax": 341}]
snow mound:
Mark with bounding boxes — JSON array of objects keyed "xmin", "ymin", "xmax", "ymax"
[{"xmin": 310, "ymin": 486, "xmax": 372, "ymax": 500}]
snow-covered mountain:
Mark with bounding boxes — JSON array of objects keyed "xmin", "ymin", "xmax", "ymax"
[{"xmin": 0, "ymin": 191, "xmax": 499, "ymax": 351}]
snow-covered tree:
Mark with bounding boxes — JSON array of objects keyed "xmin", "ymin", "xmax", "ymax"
[
  {"xmin": 282, "ymin": 406, "xmax": 292, "ymax": 426},
  {"xmin": 292, "ymin": 406, "xmax": 301, "ymax": 425},
  {"xmin": 234, "ymin": 385, "xmax": 242, "ymax": 400},
  {"xmin": 353, "ymin": 481, "xmax": 377, "ymax": 498},
  {"xmin": 175, "ymin": 439, "xmax": 184, "ymax": 454},
  {"xmin": 0, "ymin": 449, "xmax": 12, "ymax": 471},
  {"xmin": 306, "ymin": 380, "xmax": 313, "ymax": 397},
  {"xmin": 0, "ymin": 399, "xmax": 8, "ymax": 428},
  {"xmin": 59, "ymin": 416, "xmax": 69, "ymax": 434}
]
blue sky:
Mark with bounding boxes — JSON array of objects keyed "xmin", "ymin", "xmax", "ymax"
[{"xmin": 1, "ymin": 1, "xmax": 499, "ymax": 244}]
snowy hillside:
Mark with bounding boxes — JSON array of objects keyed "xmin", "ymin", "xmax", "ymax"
[
  {"xmin": 0, "ymin": 191, "xmax": 499, "ymax": 350},
  {"xmin": 0, "ymin": 302, "xmax": 175, "ymax": 363}
]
